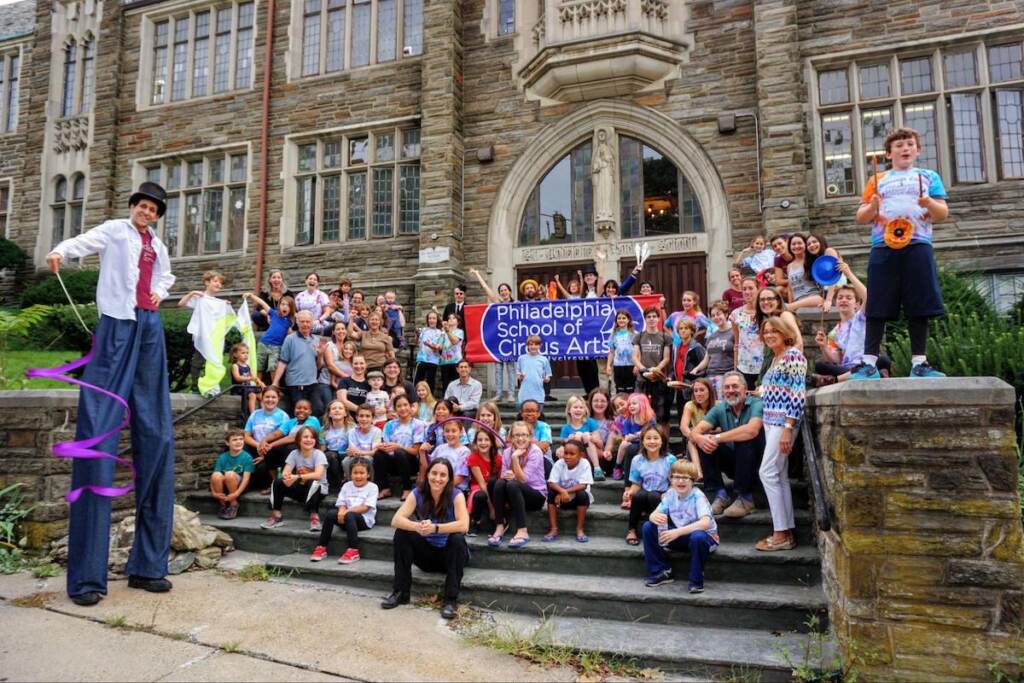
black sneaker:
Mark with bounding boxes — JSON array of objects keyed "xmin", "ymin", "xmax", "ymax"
[
  {"xmin": 441, "ymin": 600, "xmax": 458, "ymax": 619},
  {"xmin": 70, "ymin": 592, "xmax": 102, "ymax": 606},
  {"xmin": 380, "ymin": 591, "xmax": 410, "ymax": 609},
  {"xmin": 128, "ymin": 576, "xmax": 172, "ymax": 593},
  {"xmin": 644, "ymin": 570, "xmax": 674, "ymax": 588}
]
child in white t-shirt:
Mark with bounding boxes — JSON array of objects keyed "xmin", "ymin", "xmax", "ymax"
[
  {"xmin": 365, "ymin": 371, "xmax": 390, "ymax": 430},
  {"xmin": 309, "ymin": 458, "xmax": 379, "ymax": 564},
  {"xmin": 544, "ymin": 439, "xmax": 593, "ymax": 543}
]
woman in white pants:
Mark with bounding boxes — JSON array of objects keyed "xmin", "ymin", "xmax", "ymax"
[{"xmin": 755, "ymin": 316, "xmax": 806, "ymax": 551}]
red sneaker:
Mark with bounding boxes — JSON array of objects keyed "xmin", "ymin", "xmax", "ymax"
[
  {"xmin": 309, "ymin": 546, "xmax": 328, "ymax": 562},
  {"xmin": 338, "ymin": 548, "xmax": 360, "ymax": 564}
]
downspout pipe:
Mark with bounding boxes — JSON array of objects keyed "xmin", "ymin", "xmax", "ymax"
[{"xmin": 254, "ymin": 0, "xmax": 275, "ymax": 290}]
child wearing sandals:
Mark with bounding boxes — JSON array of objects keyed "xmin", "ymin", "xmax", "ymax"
[
  {"xmin": 623, "ymin": 425, "xmax": 676, "ymax": 546},
  {"xmin": 642, "ymin": 459, "xmax": 719, "ymax": 592},
  {"xmin": 557, "ymin": 395, "xmax": 606, "ymax": 480},
  {"xmin": 261, "ymin": 425, "xmax": 328, "ymax": 531},
  {"xmin": 309, "ymin": 457, "xmax": 378, "ymax": 564},
  {"xmin": 544, "ymin": 439, "xmax": 593, "ymax": 543}
]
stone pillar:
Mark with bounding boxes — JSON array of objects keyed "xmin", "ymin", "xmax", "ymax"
[
  {"xmin": 809, "ymin": 379, "xmax": 1024, "ymax": 681},
  {"xmin": 753, "ymin": 0, "xmax": 809, "ymax": 235},
  {"xmin": 413, "ymin": 0, "xmax": 465, "ymax": 316}
]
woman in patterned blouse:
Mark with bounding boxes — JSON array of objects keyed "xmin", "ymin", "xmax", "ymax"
[{"xmin": 755, "ymin": 316, "xmax": 806, "ymax": 552}]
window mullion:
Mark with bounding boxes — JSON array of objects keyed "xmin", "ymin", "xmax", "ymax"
[
  {"xmin": 319, "ymin": 4, "xmax": 329, "ymax": 74},
  {"xmin": 344, "ymin": 0, "xmax": 353, "ymax": 71},
  {"xmin": 851, "ymin": 104, "xmax": 866, "ymax": 191},
  {"xmin": 977, "ymin": 45, "xmax": 999, "ymax": 183},
  {"xmin": 369, "ymin": 0, "xmax": 378, "ymax": 66},
  {"xmin": 184, "ymin": 14, "xmax": 196, "ymax": 100},
  {"xmin": 0, "ymin": 56, "xmax": 7, "ymax": 132},
  {"xmin": 228, "ymin": 3, "xmax": 239, "ymax": 91},
  {"xmin": 396, "ymin": 0, "xmax": 404, "ymax": 59}
]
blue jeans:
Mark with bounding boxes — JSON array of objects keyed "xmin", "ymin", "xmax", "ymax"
[
  {"xmin": 494, "ymin": 361, "xmax": 516, "ymax": 395},
  {"xmin": 641, "ymin": 521, "xmax": 716, "ymax": 587},
  {"xmin": 67, "ymin": 311, "xmax": 175, "ymax": 598}
]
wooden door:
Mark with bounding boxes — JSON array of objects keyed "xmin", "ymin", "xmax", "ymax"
[
  {"xmin": 620, "ymin": 254, "xmax": 708, "ymax": 315},
  {"xmin": 515, "ymin": 262, "xmax": 592, "ymax": 386}
]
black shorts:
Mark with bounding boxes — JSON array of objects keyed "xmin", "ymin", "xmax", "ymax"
[
  {"xmin": 547, "ymin": 490, "xmax": 590, "ymax": 509},
  {"xmin": 865, "ymin": 242, "xmax": 945, "ymax": 321}
]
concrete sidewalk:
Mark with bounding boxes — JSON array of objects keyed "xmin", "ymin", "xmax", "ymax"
[{"xmin": 0, "ymin": 553, "xmax": 573, "ymax": 682}]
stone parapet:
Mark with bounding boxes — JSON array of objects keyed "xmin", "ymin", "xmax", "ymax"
[
  {"xmin": 0, "ymin": 390, "xmax": 241, "ymax": 549},
  {"xmin": 808, "ymin": 378, "xmax": 1023, "ymax": 681}
]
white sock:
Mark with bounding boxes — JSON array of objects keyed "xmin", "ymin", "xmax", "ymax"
[
  {"xmin": 862, "ymin": 355, "xmax": 878, "ymax": 367},
  {"xmin": 912, "ymin": 355, "xmax": 927, "ymax": 366}
]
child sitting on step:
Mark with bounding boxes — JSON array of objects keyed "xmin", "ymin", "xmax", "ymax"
[
  {"xmin": 309, "ymin": 457, "xmax": 378, "ymax": 564},
  {"xmin": 642, "ymin": 459, "xmax": 719, "ymax": 592},
  {"xmin": 544, "ymin": 439, "xmax": 593, "ymax": 543},
  {"xmin": 623, "ymin": 425, "xmax": 676, "ymax": 546},
  {"xmin": 260, "ymin": 425, "xmax": 328, "ymax": 532},
  {"xmin": 210, "ymin": 427, "xmax": 253, "ymax": 520}
]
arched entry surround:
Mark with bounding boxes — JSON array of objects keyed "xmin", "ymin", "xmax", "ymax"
[{"xmin": 486, "ymin": 100, "xmax": 734, "ymax": 303}]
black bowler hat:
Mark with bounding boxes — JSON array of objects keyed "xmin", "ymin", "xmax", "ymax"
[{"xmin": 129, "ymin": 182, "xmax": 167, "ymax": 217}]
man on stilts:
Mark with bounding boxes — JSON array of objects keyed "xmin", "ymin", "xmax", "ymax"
[{"xmin": 47, "ymin": 182, "xmax": 177, "ymax": 606}]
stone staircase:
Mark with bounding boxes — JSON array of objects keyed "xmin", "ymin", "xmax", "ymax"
[{"xmin": 189, "ymin": 395, "xmax": 828, "ymax": 680}]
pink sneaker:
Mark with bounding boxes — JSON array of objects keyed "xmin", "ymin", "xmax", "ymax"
[
  {"xmin": 338, "ymin": 548, "xmax": 361, "ymax": 564},
  {"xmin": 309, "ymin": 513, "xmax": 322, "ymax": 532},
  {"xmin": 309, "ymin": 546, "xmax": 328, "ymax": 562}
]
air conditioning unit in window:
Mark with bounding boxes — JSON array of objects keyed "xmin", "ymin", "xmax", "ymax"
[{"xmin": 403, "ymin": 45, "xmax": 414, "ymax": 56}]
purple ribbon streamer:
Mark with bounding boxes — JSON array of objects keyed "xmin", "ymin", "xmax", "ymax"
[
  {"xmin": 426, "ymin": 416, "xmax": 507, "ymax": 450},
  {"xmin": 25, "ymin": 336, "xmax": 135, "ymax": 503}
]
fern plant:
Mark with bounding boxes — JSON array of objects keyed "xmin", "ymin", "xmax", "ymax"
[{"xmin": 0, "ymin": 305, "xmax": 54, "ymax": 388}]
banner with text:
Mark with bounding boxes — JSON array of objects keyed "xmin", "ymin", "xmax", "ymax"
[{"xmin": 464, "ymin": 295, "xmax": 662, "ymax": 363}]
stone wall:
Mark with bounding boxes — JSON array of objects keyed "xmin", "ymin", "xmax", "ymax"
[
  {"xmin": 808, "ymin": 379, "xmax": 1024, "ymax": 681},
  {"xmin": 0, "ymin": 390, "xmax": 241, "ymax": 549}
]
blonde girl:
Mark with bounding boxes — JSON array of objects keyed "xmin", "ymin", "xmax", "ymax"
[{"xmin": 557, "ymin": 395, "xmax": 605, "ymax": 480}]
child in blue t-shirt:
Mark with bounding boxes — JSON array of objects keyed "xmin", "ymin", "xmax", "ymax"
[
  {"xmin": 321, "ymin": 399, "xmax": 353, "ymax": 491},
  {"xmin": 556, "ymin": 395, "xmax": 605, "ymax": 480},
  {"xmin": 854, "ymin": 126, "xmax": 949, "ymax": 380},
  {"xmin": 246, "ymin": 292, "xmax": 296, "ymax": 382},
  {"xmin": 623, "ymin": 425, "xmax": 676, "ymax": 546},
  {"xmin": 211, "ymin": 428, "xmax": 254, "ymax": 519},
  {"xmin": 642, "ymin": 459, "xmax": 719, "ymax": 592},
  {"xmin": 516, "ymin": 334, "xmax": 552, "ymax": 409}
]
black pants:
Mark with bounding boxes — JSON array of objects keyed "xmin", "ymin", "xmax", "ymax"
[
  {"xmin": 251, "ymin": 445, "xmax": 292, "ymax": 490},
  {"xmin": 637, "ymin": 377, "xmax": 670, "ymax": 424},
  {"xmin": 286, "ymin": 384, "xmax": 325, "ymax": 418},
  {"xmin": 742, "ymin": 372, "xmax": 758, "ymax": 391},
  {"xmin": 325, "ymin": 450, "xmax": 344, "ymax": 492},
  {"xmin": 866, "ymin": 317, "xmax": 929, "ymax": 357},
  {"xmin": 318, "ymin": 510, "xmax": 369, "ymax": 549},
  {"xmin": 621, "ymin": 443, "xmax": 641, "ymax": 488},
  {"xmin": 815, "ymin": 355, "xmax": 892, "ymax": 377},
  {"xmin": 699, "ymin": 431, "xmax": 766, "ymax": 500},
  {"xmin": 378, "ymin": 450, "xmax": 420, "ymax": 496},
  {"xmin": 612, "ymin": 365, "xmax": 635, "ymax": 394},
  {"xmin": 414, "ymin": 362, "xmax": 439, "ymax": 396},
  {"xmin": 392, "ymin": 529, "xmax": 468, "ymax": 601},
  {"xmin": 577, "ymin": 359, "xmax": 600, "ymax": 396},
  {"xmin": 491, "ymin": 479, "xmax": 545, "ymax": 531},
  {"xmin": 470, "ymin": 480, "xmax": 498, "ymax": 526},
  {"xmin": 439, "ymin": 364, "xmax": 458, "ymax": 391},
  {"xmin": 547, "ymin": 490, "xmax": 590, "ymax": 508},
  {"xmin": 270, "ymin": 479, "xmax": 325, "ymax": 514},
  {"xmin": 628, "ymin": 489, "xmax": 663, "ymax": 532}
]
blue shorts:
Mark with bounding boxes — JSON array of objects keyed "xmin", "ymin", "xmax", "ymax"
[{"xmin": 865, "ymin": 242, "xmax": 945, "ymax": 321}]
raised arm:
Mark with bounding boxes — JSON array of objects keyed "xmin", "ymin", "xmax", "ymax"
[{"xmin": 468, "ymin": 268, "xmax": 501, "ymax": 303}]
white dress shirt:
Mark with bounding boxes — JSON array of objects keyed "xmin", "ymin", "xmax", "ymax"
[
  {"xmin": 444, "ymin": 377, "xmax": 483, "ymax": 414},
  {"xmin": 49, "ymin": 219, "xmax": 175, "ymax": 321}
]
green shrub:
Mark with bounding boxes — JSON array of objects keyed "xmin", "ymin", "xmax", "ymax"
[
  {"xmin": 0, "ymin": 239, "xmax": 28, "ymax": 271},
  {"xmin": 21, "ymin": 270, "xmax": 100, "ymax": 307}
]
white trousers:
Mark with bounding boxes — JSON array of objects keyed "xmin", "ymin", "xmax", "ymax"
[{"xmin": 759, "ymin": 424, "xmax": 796, "ymax": 532}]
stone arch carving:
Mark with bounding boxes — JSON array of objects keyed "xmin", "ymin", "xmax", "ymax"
[{"xmin": 485, "ymin": 100, "xmax": 734, "ymax": 298}]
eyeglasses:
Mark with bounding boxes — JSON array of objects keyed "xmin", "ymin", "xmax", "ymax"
[{"xmin": 670, "ymin": 475, "xmax": 693, "ymax": 482}]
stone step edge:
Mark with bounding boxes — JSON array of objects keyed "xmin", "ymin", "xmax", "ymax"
[
  {"xmin": 265, "ymin": 555, "xmax": 829, "ymax": 611},
  {"xmin": 204, "ymin": 514, "xmax": 822, "ymax": 566}
]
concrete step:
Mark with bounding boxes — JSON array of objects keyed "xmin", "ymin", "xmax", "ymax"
[
  {"xmin": 188, "ymin": 490, "xmax": 815, "ymax": 543},
  {"xmin": 487, "ymin": 612, "xmax": 824, "ymax": 682},
  {"xmin": 264, "ymin": 554, "xmax": 828, "ymax": 632},
  {"xmin": 201, "ymin": 515, "xmax": 821, "ymax": 585}
]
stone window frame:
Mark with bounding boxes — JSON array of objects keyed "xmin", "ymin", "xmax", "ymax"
[
  {"xmin": 135, "ymin": 144, "xmax": 252, "ymax": 260},
  {"xmin": 0, "ymin": 45, "xmax": 23, "ymax": 134},
  {"xmin": 50, "ymin": 173, "xmax": 87, "ymax": 250},
  {"xmin": 973, "ymin": 270, "xmax": 1024, "ymax": 313},
  {"xmin": 133, "ymin": 0, "xmax": 258, "ymax": 111},
  {"xmin": 0, "ymin": 178, "xmax": 11, "ymax": 239},
  {"xmin": 809, "ymin": 31, "xmax": 1024, "ymax": 203},
  {"xmin": 479, "ymin": 0, "xmax": 517, "ymax": 42},
  {"xmin": 287, "ymin": 0, "xmax": 423, "ymax": 81},
  {"xmin": 282, "ymin": 117, "xmax": 421, "ymax": 249},
  {"xmin": 60, "ymin": 32, "xmax": 97, "ymax": 119}
]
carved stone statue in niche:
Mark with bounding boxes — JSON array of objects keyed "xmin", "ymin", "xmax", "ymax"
[{"xmin": 591, "ymin": 126, "xmax": 617, "ymax": 236}]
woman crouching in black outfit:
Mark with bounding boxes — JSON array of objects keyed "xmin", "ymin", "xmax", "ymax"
[{"xmin": 382, "ymin": 458, "xmax": 469, "ymax": 619}]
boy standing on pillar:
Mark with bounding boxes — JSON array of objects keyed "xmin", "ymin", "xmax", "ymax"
[{"xmin": 47, "ymin": 181, "xmax": 177, "ymax": 607}]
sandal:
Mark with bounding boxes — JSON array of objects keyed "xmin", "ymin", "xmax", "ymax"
[
  {"xmin": 542, "ymin": 533, "xmax": 559, "ymax": 542},
  {"xmin": 576, "ymin": 533, "xmax": 589, "ymax": 544},
  {"xmin": 625, "ymin": 531, "xmax": 639, "ymax": 546},
  {"xmin": 509, "ymin": 536, "xmax": 530, "ymax": 549},
  {"xmin": 755, "ymin": 535, "xmax": 795, "ymax": 552},
  {"xmin": 487, "ymin": 533, "xmax": 504, "ymax": 547}
]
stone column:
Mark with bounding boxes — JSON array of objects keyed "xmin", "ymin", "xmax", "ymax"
[
  {"xmin": 753, "ymin": 0, "xmax": 809, "ymax": 235},
  {"xmin": 808, "ymin": 379, "xmax": 1024, "ymax": 681},
  {"xmin": 413, "ymin": 0, "xmax": 465, "ymax": 317}
]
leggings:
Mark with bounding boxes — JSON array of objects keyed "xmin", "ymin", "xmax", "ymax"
[
  {"xmin": 491, "ymin": 479, "xmax": 545, "ymax": 531},
  {"xmin": 628, "ymin": 488, "xmax": 663, "ymax": 532},
  {"xmin": 865, "ymin": 317, "xmax": 928, "ymax": 357},
  {"xmin": 392, "ymin": 529, "xmax": 468, "ymax": 601},
  {"xmin": 613, "ymin": 365, "xmax": 636, "ymax": 394},
  {"xmin": 317, "ymin": 510, "xmax": 369, "ymax": 550},
  {"xmin": 251, "ymin": 445, "xmax": 291, "ymax": 490},
  {"xmin": 270, "ymin": 479, "xmax": 325, "ymax": 514},
  {"xmin": 414, "ymin": 362, "xmax": 439, "ymax": 396},
  {"xmin": 380, "ymin": 450, "xmax": 421, "ymax": 496},
  {"xmin": 470, "ymin": 480, "xmax": 498, "ymax": 525},
  {"xmin": 577, "ymin": 359, "xmax": 600, "ymax": 396}
]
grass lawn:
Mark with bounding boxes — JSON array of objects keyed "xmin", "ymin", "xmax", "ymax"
[{"xmin": 1, "ymin": 350, "xmax": 86, "ymax": 390}]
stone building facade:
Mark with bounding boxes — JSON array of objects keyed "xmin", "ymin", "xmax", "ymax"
[{"xmin": 2, "ymin": 0, "xmax": 1023, "ymax": 325}]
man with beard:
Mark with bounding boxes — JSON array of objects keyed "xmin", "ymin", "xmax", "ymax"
[{"xmin": 688, "ymin": 371, "xmax": 765, "ymax": 520}]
